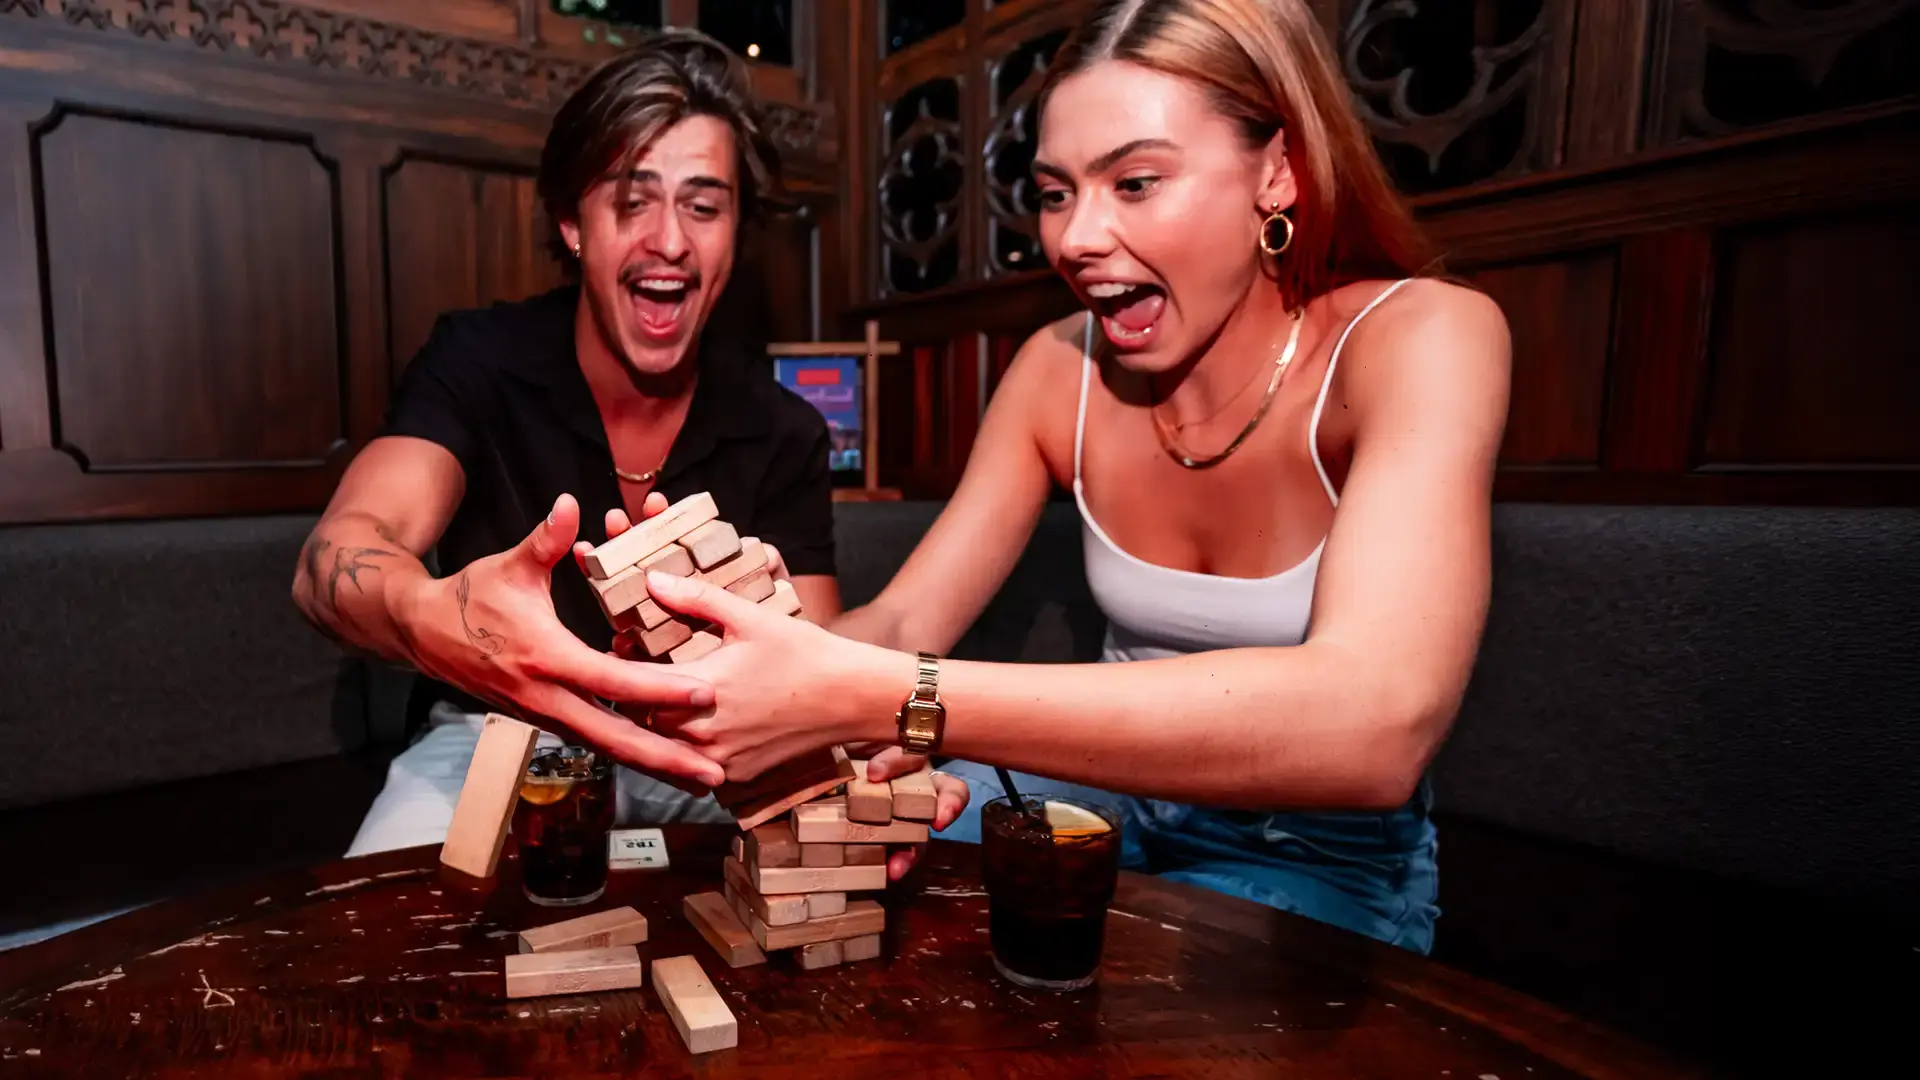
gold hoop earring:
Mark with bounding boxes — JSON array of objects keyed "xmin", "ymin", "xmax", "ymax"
[
  {"xmin": 1258, "ymin": 207, "xmax": 1294, "ymax": 257},
  {"xmin": 571, "ymin": 243, "xmax": 582, "ymax": 258}
]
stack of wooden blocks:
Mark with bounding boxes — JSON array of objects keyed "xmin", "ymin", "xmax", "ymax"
[
  {"xmin": 682, "ymin": 754, "xmax": 938, "ymax": 971},
  {"xmin": 580, "ymin": 491, "xmax": 802, "ymax": 663}
]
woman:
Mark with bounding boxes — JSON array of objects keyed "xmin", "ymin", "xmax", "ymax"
[{"xmin": 633, "ymin": 0, "xmax": 1510, "ymax": 954}]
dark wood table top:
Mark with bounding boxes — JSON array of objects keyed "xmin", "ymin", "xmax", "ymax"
[{"xmin": 0, "ymin": 827, "xmax": 1697, "ymax": 1078}]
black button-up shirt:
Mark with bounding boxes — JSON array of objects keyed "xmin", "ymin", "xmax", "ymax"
[{"xmin": 379, "ymin": 284, "xmax": 836, "ymax": 666}]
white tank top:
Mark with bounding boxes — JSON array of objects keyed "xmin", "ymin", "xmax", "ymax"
[{"xmin": 1073, "ymin": 279, "xmax": 1414, "ymax": 661}]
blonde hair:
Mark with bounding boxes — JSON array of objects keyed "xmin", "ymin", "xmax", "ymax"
[{"xmin": 1040, "ymin": 0, "xmax": 1435, "ymax": 307}]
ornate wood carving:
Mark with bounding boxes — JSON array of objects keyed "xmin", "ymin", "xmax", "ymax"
[
  {"xmin": 878, "ymin": 77, "xmax": 964, "ymax": 295},
  {"xmin": 1343, "ymin": 0, "xmax": 1572, "ymax": 194},
  {"xmin": 0, "ymin": 0, "xmax": 829, "ymax": 158},
  {"xmin": 1649, "ymin": 0, "xmax": 1920, "ymax": 144},
  {"xmin": 982, "ymin": 28, "xmax": 1065, "ymax": 276}
]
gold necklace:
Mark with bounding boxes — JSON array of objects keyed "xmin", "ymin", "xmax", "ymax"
[
  {"xmin": 1151, "ymin": 309, "xmax": 1304, "ymax": 470},
  {"xmin": 613, "ymin": 452, "xmax": 670, "ymax": 485}
]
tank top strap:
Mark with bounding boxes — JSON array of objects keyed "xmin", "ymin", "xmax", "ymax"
[
  {"xmin": 1309, "ymin": 278, "xmax": 1416, "ymax": 507},
  {"xmin": 1073, "ymin": 311, "xmax": 1095, "ymax": 488}
]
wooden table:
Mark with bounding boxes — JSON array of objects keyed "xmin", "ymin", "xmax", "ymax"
[{"xmin": 0, "ymin": 827, "xmax": 1695, "ymax": 1078}]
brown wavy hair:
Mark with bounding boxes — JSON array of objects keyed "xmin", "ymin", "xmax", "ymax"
[{"xmin": 1039, "ymin": 0, "xmax": 1436, "ymax": 307}]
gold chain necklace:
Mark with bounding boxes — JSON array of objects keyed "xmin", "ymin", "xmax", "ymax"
[
  {"xmin": 1151, "ymin": 309, "xmax": 1305, "ymax": 470},
  {"xmin": 613, "ymin": 452, "xmax": 670, "ymax": 485}
]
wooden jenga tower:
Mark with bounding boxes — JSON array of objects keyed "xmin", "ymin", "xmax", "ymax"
[{"xmin": 582, "ymin": 492, "xmax": 943, "ymax": 971}]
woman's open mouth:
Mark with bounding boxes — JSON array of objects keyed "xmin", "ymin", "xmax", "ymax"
[{"xmin": 1086, "ymin": 281, "xmax": 1167, "ymax": 348}]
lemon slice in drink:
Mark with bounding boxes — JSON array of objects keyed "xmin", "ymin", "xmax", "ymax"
[
  {"xmin": 518, "ymin": 778, "xmax": 575, "ymax": 806},
  {"xmin": 1043, "ymin": 800, "xmax": 1110, "ymax": 838}
]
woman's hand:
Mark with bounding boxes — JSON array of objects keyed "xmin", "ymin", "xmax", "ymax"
[{"xmin": 641, "ymin": 571, "xmax": 972, "ymax": 879}]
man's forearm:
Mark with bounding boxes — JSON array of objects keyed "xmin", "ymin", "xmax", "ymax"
[{"xmin": 292, "ymin": 511, "xmax": 432, "ymax": 666}]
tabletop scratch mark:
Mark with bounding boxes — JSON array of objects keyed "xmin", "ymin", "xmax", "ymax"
[
  {"xmin": 485, "ymin": 930, "xmax": 514, "ymax": 939},
  {"xmin": 264, "ymin": 930, "xmax": 291, "ymax": 936},
  {"xmin": 447, "ymin": 971, "xmax": 494, "ymax": 977},
  {"xmin": 305, "ymin": 877, "xmax": 373, "ymax": 897},
  {"xmin": 130, "ymin": 1012, "xmax": 141, "ymax": 1023},
  {"xmin": 337, "ymin": 976, "xmax": 365, "ymax": 984},
  {"xmin": 196, "ymin": 972, "xmax": 235, "ymax": 1009},
  {"xmin": 921, "ymin": 887, "xmax": 988, "ymax": 898},
  {"xmin": 376, "ymin": 869, "xmax": 430, "ymax": 880},
  {"xmin": 58, "ymin": 967, "xmax": 125, "ymax": 992},
  {"xmin": 403, "ymin": 943, "xmax": 460, "ymax": 954},
  {"xmin": 254, "ymin": 897, "xmax": 273, "ymax": 906},
  {"xmin": 411, "ymin": 914, "xmax": 456, "ymax": 921},
  {"xmin": 145, "ymin": 935, "xmax": 212, "ymax": 957}
]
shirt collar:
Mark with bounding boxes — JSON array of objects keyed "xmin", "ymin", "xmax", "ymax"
[{"xmin": 510, "ymin": 285, "xmax": 774, "ymax": 462}]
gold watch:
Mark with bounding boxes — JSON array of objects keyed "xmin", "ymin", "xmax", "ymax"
[{"xmin": 895, "ymin": 651, "xmax": 946, "ymax": 755}]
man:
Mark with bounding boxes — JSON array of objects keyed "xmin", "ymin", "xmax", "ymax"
[{"xmin": 292, "ymin": 30, "xmax": 843, "ymax": 854}]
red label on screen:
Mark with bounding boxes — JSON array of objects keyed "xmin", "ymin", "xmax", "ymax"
[{"xmin": 795, "ymin": 368, "xmax": 842, "ymax": 386}]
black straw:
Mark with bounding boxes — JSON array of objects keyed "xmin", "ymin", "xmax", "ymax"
[{"xmin": 996, "ymin": 766, "xmax": 1039, "ymax": 821}]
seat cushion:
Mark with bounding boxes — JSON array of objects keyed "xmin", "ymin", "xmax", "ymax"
[
  {"xmin": 0, "ymin": 514, "xmax": 357, "ymax": 810},
  {"xmin": 1434, "ymin": 505, "xmax": 1920, "ymax": 911}
]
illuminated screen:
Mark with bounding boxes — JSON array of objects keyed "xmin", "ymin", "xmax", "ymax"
[{"xmin": 774, "ymin": 355, "xmax": 863, "ymax": 474}]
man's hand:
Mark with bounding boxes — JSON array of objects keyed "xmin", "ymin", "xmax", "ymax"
[{"xmin": 394, "ymin": 492, "xmax": 725, "ymax": 788}]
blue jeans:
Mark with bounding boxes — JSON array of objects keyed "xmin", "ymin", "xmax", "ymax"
[{"xmin": 934, "ymin": 761, "xmax": 1441, "ymax": 954}]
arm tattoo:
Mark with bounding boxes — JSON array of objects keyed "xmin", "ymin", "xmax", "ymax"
[
  {"xmin": 325, "ymin": 545, "xmax": 397, "ymax": 610},
  {"xmin": 455, "ymin": 570, "xmax": 505, "ymax": 658},
  {"xmin": 372, "ymin": 520, "xmax": 406, "ymax": 549}
]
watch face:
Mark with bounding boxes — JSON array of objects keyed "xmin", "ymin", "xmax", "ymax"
[{"xmin": 901, "ymin": 700, "xmax": 942, "ymax": 748}]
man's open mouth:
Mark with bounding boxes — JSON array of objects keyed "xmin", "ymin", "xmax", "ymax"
[{"xmin": 627, "ymin": 275, "xmax": 695, "ymax": 337}]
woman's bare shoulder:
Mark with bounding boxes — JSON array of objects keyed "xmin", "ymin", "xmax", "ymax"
[
  {"xmin": 1000, "ymin": 311, "xmax": 1093, "ymax": 391},
  {"xmin": 1336, "ymin": 277, "xmax": 1510, "ymax": 395}
]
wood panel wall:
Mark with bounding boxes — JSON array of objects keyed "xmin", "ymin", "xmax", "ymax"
[
  {"xmin": 0, "ymin": 0, "xmax": 839, "ymax": 525},
  {"xmin": 841, "ymin": 0, "xmax": 1920, "ymax": 505}
]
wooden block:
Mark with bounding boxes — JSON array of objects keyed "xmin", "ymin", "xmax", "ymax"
[
  {"xmin": 806, "ymin": 892, "xmax": 847, "ymax": 919},
  {"xmin": 516, "ymin": 906, "xmax": 648, "ymax": 954},
  {"xmin": 591, "ymin": 544, "xmax": 695, "ymax": 620},
  {"xmin": 749, "ymin": 899, "xmax": 885, "ymax": 952},
  {"xmin": 682, "ymin": 892, "xmax": 767, "ymax": 968},
  {"xmin": 722, "ymin": 856, "xmax": 810, "ymax": 926},
  {"xmin": 439, "ymin": 714, "xmax": 540, "ymax": 879},
  {"xmin": 743, "ymin": 820, "xmax": 800, "ymax": 868},
  {"xmin": 712, "ymin": 747, "xmax": 845, "ymax": 811},
  {"xmin": 761, "ymin": 578, "xmax": 804, "ymax": 618},
  {"xmin": 800, "ymin": 842, "xmax": 845, "ymax": 868},
  {"xmin": 582, "ymin": 491, "xmax": 717, "ymax": 579},
  {"xmin": 505, "ymin": 946, "xmax": 644, "ymax": 999},
  {"xmin": 729, "ymin": 890, "xmax": 755, "ymax": 930},
  {"xmin": 676, "ymin": 519, "xmax": 742, "ymax": 571},
  {"xmin": 652, "ymin": 955, "xmax": 738, "ymax": 1054},
  {"xmin": 843, "ymin": 844, "xmax": 886, "ymax": 866},
  {"xmin": 843, "ymin": 760, "xmax": 893, "ymax": 825},
  {"xmin": 727, "ymin": 568, "xmax": 776, "ymax": 602},
  {"xmin": 669, "ymin": 629, "xmax": 723, "ymax": 663},
  {"xmin": 843, "ymin": 933, "xmax": 882, "ymax": 962},
  {"xmin": 724, "ymin": 747, "xmax": 859, "ymax": 832},
  {"xmin": 792, "ymin": 800, "xmax": 931, "ymax": 845},
  {"xmin": 617, "ymin": 538, "xmax": 768, "ymax": 636},
  {"xmin": 636, "ymin": 615, "xmax": 696, "ymax": 656},
  {"xmin": 730, "ymin": 835, "xmax": 745, "ymax": 862},
  {"xmin": 890, "ymin": 766, "xmax": 939, "ymax": 822},
  {"xmin": 798, "ymin": 940, "xmax": 844, "ymax": 969},
  {"xmin": 748, "ymin": 859, "xmax": 887, "ymax": 896}
]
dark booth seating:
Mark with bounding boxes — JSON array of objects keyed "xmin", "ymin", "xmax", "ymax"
[{"xmin": 2, "ymin": 501, "xmax": 1914, "ymax": 1073}]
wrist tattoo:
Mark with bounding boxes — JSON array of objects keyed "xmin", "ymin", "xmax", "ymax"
[{"xmin": 455, "ymin": 570, "xmax": 505, "ymax": 658}]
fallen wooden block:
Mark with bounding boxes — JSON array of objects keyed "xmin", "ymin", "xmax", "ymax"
[
  {"xmin": 806, "ymin": 892, "xmax": 847, "ymax": 919},
  {"xmin": 722, "ymin": 856, "xmax": 810, "ymax": 926},
  {"xmin": 743, "ymin": 820, "xmax": 800, "ymax": 868},
  {"xmin": 517, "ymin": 906, "xmax": 648, "ymax": 954},
  {"xmin": 746, "ymin": 858, "xmax": 887, "ymax": 896},
  {"xmin": 798, "ymin": 940, "xmax": 844, "ymax": 970},
  {"xmin": 800, "ymin": 842, "xmax": 845, "ymax": 868},
  {"xmin": 844, "ymin": 760, "xmax": 893, "ymax": 825},
  {"xmin": 723, "ymin": 747, "xmax": 858, "ymax": 832},
  {"xmin": 843, "ymin": 933, "xmax": 882, "ymax": 963},
  {"xmin": 676, "ymin": 519, "xmax": 742, "ymax": 571},
  {"xmin": 749, "ymin": 899, "xmax": 885, "ymax": 952},
  {"xmin": 439, "ymin": 713, "xmax": 541, "ymax": 879},
  {"xmin": 889, "ymin": 766, "xmax": 939, "ymax": 822},
  {"xmin": 793, "ymin": 800, "xmax": 931, "ymax": 845},
  {"xmin": 505, "ymin": 945, "xmax": 645, "ymax": 999},
  {"xmin": 653, "ymin": 955, "xmax": 738, "ymax": 1054},
  {"xmin": 713, "ymin": 747, "xmax": 845, "ymax": 812},
  {"xmin": 844, "ymin": 844, "xmax": 887, "ymax": 867},
  {"xmin": 582, "ymin": 492, "xmax": 718, "ymax": 579},
  {"xmin": 683, "ymin": 891, "xmax": 767, "ymax": 968}
]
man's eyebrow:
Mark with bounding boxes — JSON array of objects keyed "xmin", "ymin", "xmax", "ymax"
[
  {"xmin": 1032, "ymin": 138, "xmax": 1180, "ymax": 182},
  {"xmin": 626, "ymin": 169, "xmax": 733, "ymax": 195}
]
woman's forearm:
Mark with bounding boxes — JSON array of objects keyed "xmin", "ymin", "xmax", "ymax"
[{"xmin": 843, "ymin": 643, "xmax": 1443, "ymax": 811}]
